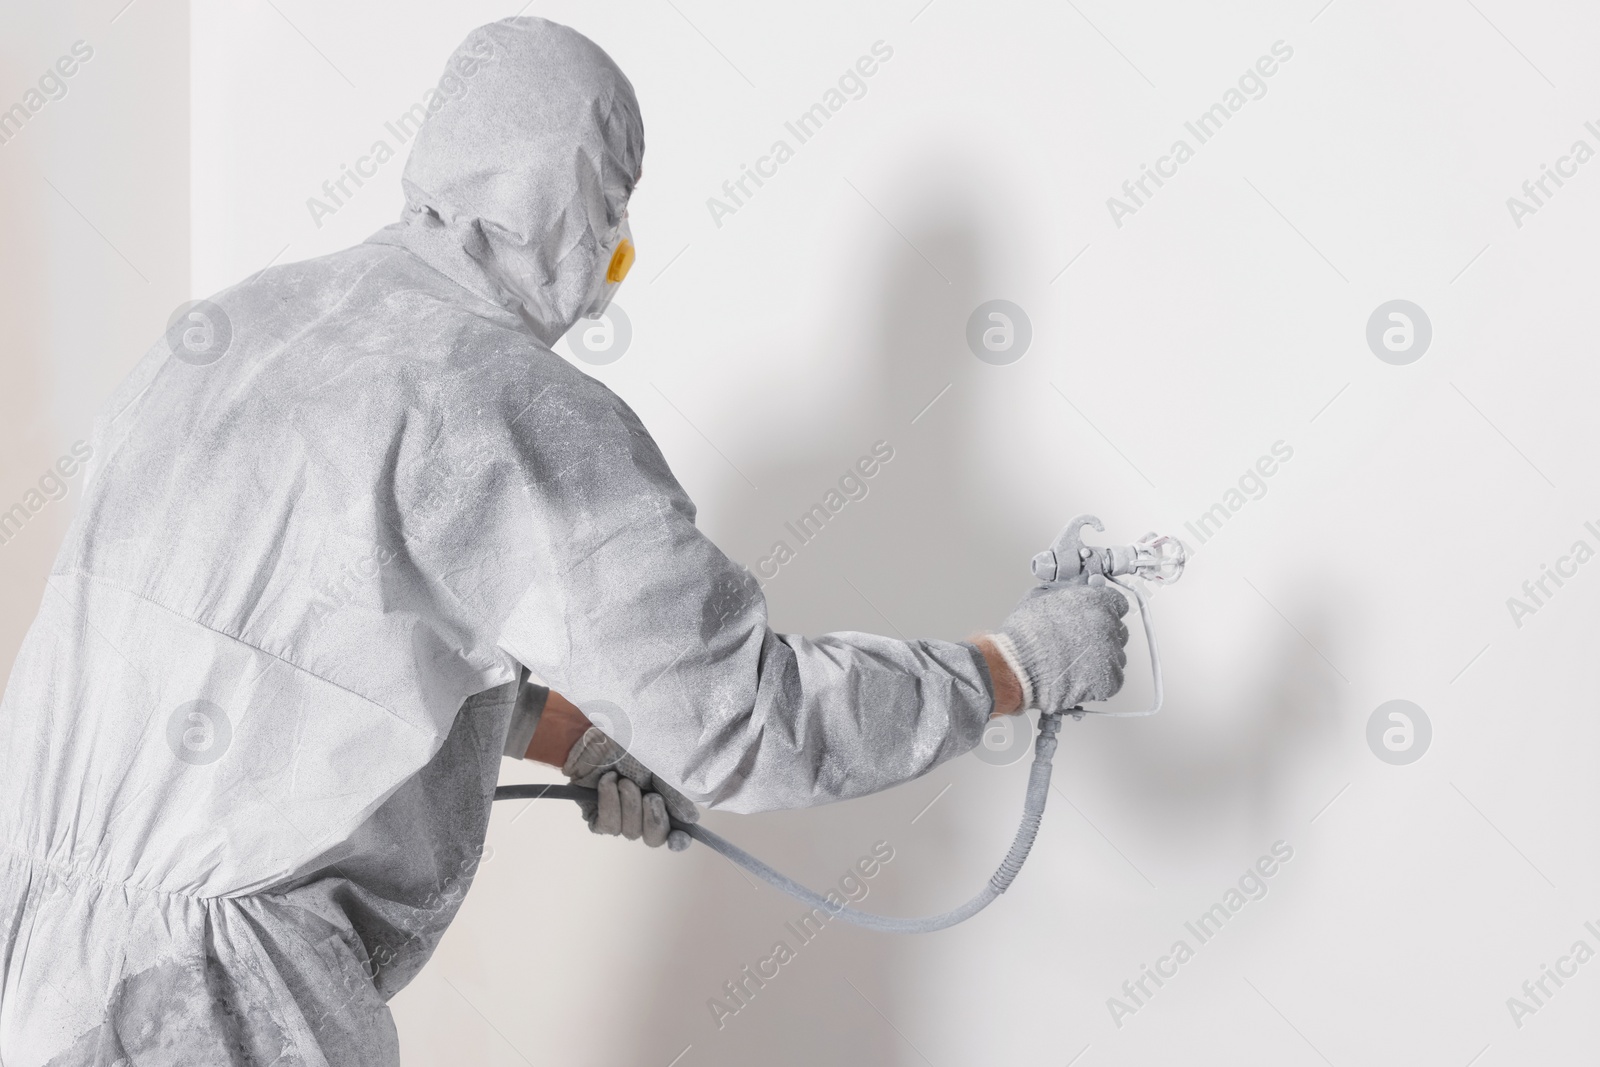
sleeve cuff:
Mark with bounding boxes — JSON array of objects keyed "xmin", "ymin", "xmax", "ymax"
[
  {"xmin": 502, "ymin": 668, "xmax": 551, "ymax": 759},
  {"xmin": 987, "ymin": 632, "xmax": 1034, "ymax": 711}
]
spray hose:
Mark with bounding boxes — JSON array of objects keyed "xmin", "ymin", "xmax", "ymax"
[
  {"xmin": 492, "ymin": 515, "xmax": 1184, "ymax": 933},
  {"xmin": 495, "ymin": 711, "xmax": 1064, "ymax": 933}
]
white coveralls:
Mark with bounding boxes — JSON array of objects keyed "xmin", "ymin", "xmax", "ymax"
[{"xmin": 0, "ymin": 17, "xmax": 993, "ymax": 1065}]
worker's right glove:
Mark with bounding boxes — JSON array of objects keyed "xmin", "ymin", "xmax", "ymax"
[
  {"xmin": 563, "ymin": 727, "xmax": 699, "ymax": 851},
  {"xmin": 990, "ymin": 580, "xmax": 1131, "ymax": 712}
]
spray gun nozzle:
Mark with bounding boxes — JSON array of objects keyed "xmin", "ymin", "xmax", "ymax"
[
  {"xmin": 1029, "ymin": 515, "xmax": 1187, "ymax": 586},
  {"xmin": 1130, "ymin": 531, "xmax": 1186, "ymax": 585}
]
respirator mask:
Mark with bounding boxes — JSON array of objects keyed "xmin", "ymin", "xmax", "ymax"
[{"xmin": 581, "ymin": 214, "xmax": 635, "ymax": 319}]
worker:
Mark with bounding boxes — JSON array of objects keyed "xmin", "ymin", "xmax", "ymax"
[{"xmin": 0, "ymin": 17, "xmax": 1129, "ymax": 1065}]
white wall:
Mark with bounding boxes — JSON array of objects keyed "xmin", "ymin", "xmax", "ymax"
[{"xmin": 185, "ymin": 1, "xmax": 1600, "ymax": 1064}]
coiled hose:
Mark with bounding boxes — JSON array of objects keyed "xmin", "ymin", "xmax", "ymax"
[{"xmin": 492, "ymin": 710, "xmax": 1066, "ymax": 934}]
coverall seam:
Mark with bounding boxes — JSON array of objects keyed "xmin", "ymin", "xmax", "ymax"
[
  {"xmin": 54, "ymin": 569, "xmax": 439, "ymax": 738},
  {"xmin": 0, "ymin": 843, "xmax": 228, "ymax": 904},
  {"xmin": 372, "ymin": 241, "xmax": 545, "ymax": 339},
  {"xmin": 1, "ymin": 705, "xmax": 502, "ymax": 907}
]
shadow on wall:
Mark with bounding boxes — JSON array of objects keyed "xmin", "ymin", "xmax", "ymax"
[
  {"xmin": 617, "ymin": 161, "xmax": 1024, "ymax": 1067},
  {"xmin": 610, "ymin": 160, "xmax": 1342, "ymax": 1064},
  {"xmin": 1090, "ymin": 585, "xmax": 1344, "ymax": 853}
]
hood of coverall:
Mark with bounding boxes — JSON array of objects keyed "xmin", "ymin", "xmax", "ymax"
[{"xmin": 372, "ymin": 17, "xmax": 644, "ymax": 347}]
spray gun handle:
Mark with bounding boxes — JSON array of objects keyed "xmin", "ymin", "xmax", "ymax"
[{"xmin": 1029, "ymin": 514, "xmax": 1185, "ymax": 717}]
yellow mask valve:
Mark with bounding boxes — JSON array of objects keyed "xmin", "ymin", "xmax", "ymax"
[{"xmin": 606, "ymin": 239, "xmax": 635, "ymax": 284}]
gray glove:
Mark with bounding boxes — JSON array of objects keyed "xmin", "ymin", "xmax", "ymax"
[
  {"xmin": 562, "ymin": 727, "xmax": 698, "ymax": 851},
  {"xmin": 991, "ymin": 580, "xmax": 1131, "ymax": 712}
]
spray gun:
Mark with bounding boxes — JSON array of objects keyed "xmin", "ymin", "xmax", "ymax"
[
  {"xmin": 1029, "ymin": 515, "xmax": 1186, "ymax": 717},
  {"xmin": 496, "ymin": 514, "xmax": 1186, "ymax": 932}
]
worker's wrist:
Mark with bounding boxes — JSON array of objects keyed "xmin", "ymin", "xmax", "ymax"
[
  {"xmin": 502, "ymin": 670, "xmax": 549, "ymax": 759},
  {"xmin": 973, "ymin": 636, "xmax": 1025, "ymax": 717},
  {"xmin": 526, "ymin": 690, "xmax": 593, "ymax": 766}
]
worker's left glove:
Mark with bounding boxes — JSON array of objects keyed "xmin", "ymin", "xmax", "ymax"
[{"xmin": 563, "ymin": 727, "xmax": 698, "ymax": 851}]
